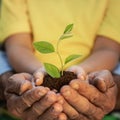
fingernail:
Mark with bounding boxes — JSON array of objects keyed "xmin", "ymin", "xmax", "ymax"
[
  {"xmin": 36, "ymin": 79, "xmax": 42, "ymax": 85},
  {"xmin": 38, "ymin": 88, "xmax": 48, "ymax": 96},
  {"xmin": 51, "ymin": 104, "xmax": 63, "ymax": 115},
  {"xmin": 79, "ymin": 75, "xmax": 85, "ymax": 80},
  {"xmin": 36, "ymin": 79, "xmax": 39, "ymax": 84},
  {"xmin": 63, "ymin": 90, "xmax": 71, "ymax": 97},
  {"xmin": 20, "ymin": 82, "xmax": 32, "ymax": 94},
  {"xmin": 71, "ymin": 82, "xmax": 79, "ymax": 90}
]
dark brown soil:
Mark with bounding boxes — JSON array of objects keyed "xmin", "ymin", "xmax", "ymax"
[{"xmin": 41, "ymin": 71, "xmax": 77, "ymax": 92}]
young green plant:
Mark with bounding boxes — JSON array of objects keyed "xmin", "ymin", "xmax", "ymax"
[{"xmin": 33, "ymin": 24, "xmax": 81, "ymax": 78}]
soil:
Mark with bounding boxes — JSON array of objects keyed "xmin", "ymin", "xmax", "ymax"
[{"xmin": 41, "ymin": 71, "xmax": 77, "ymax": 92}]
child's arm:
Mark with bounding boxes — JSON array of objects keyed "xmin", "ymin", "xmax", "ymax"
[
  {"xmin": 68, "ymin": 36, "xmax": 120, "ymax": 79},
  {"xmin": 67, "ymin": 35, "xmax": 120, "ymax": 79},
  {"xmin": 79, "ymin": 36, "xmax": 120, "ymax": 73},
  {"xmin": 5, "ymin": 33, "xmax": 43, "ymax": 74}
]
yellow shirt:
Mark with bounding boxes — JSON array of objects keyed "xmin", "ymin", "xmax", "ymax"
[{"xmin": 0, "ymin": 0, "xmax": 120, "ymax": 69}]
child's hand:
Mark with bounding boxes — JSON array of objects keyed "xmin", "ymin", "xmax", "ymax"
[
  {"xmin": 66, "ymin": 65, "xmax": 87, "ymax": 80},
  {"xmin": 33, "ymin": 67, "xmax": 46, "ymax": 86}
]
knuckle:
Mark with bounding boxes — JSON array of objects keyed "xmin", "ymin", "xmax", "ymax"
[
  {"xmin": 46, "ymin": 93, "xmax": 57, "ymax": 103},
  {"xmin": 90, "ymin": 92, "xmax": 99, "ymax": 103},
  {"xmin": 32, "ymin": 103, "xmax": 43, "ymax": 115},
  {"xmin": 69, "ymin": 114, "xmax": 79, "ymax": 120}
]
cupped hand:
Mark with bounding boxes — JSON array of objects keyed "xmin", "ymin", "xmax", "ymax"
[
  {"xmin": 66, "ymin": 65, "xmax": 86, "ymax": 80},
  {"xmin": 1, "ymin": 72, "xmax": 67, "ymax": 120},
  {"xmin": 60, "ymin": 70, "xmax": 117, "ymax": 120}
]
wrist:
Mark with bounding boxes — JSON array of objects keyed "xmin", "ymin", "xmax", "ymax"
[{"xmin": 78, "ymin": 63, "xmax": 91, "ymax": 74}]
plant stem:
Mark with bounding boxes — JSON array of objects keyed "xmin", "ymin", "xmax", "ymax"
[{"xmin": 56, "ymin": 40, "xmax": 64, "ymax": 76}]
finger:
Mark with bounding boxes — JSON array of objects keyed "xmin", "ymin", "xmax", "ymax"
[
  {"xmin": 89, "ymin": 70, "xmax": 115, "ymax": 92},
  {"xmin": 23, "ymin": 91, "xmax": 57, "ymax": 120},
  {"xmin": 91, "ymin": 78, "xmax": 107, "ymax": 92},
  {"xmin": 58, "ymin": 113, "xmax": 67, "ymax": 120},
  {"xmin": 38, "ymin": 103, "xmax": 63, "ymax": 120},
  {"xmin": 33, "ymin": 70, "xmax": 45, "ymax": 86},
  {"xmin": 70, "ymin": 79, "xmax": 116, "ymax": 112},
  {"xmin": 67, "ymin": 65, "xmax": 86, "ymax": 80},
  {"xmin": 57, "ymin": 94, "xmax": 88, "ymax": 120},
  {"xmin": 62, "ymin": 98, "xmax": 89, "ymax": 120},
  {"xmin": 19, "ymin": 73, "xmax": 34, "ymax": 93},
  {"xmin": 5, "ymin": 73, "xmax": 33, "ymax": 97},
  {"xmin": 22, "ymin": 86, "xmax": 49, "ymax": 107},
  {"xmin": 56, "ymin": 93, "xmax": 64, "ymax": 104},
  {"xmin": 57, "ymin": 94, "xmax": 80, "ymax": 119},
  {"xmin": 62, "ymin": 98, "xmax": 81, "ymax": 119},
  {"xmin": 70, "ymin": 80, "xmax": 104, "ymax": 105},
  {"xmin": 61, "ymin": 86, "xmax": 104, "ymax": 119},
  {"xmin": 7, "ymin": 86, "xmax": 49, "ymax": 117}
]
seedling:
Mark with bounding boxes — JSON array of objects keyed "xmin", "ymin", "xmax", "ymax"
[{"xmin": 33, "ymin": 24, "xmax": 81, "ymax": 78}]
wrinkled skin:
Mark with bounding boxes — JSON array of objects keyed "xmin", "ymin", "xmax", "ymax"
[
  {"xmin": 61, "ymin": 70, "xmax": 118, "ymax": 120},
  {"xmin": 0, "ymin": 72, "xmax": 67, "ymax": 120},
  {"xmin": 0, "ymin": 70, "xmax": 118, "ymax": 120}
]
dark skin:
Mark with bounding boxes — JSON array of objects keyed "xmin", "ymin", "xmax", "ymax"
[
  {"xmin": 61, "ymin": 70, "xmax": 119, "ymax": 120},
  {"xmin": 0, "ymin": 71, "xmax": 66, "ymax": 120},
  {"xmin": 0, "ymin": 70, "xmax": 120, "ymax": 120}
]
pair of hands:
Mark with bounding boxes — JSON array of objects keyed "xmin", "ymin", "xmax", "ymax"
[{"xmin": 1, "ymin": 66, "xmax": 117, "ymax": 120}]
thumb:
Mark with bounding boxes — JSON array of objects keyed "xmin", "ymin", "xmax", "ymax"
[
  {"xmin": 89, "ymin": 70, "xmax": 115, "ymax": 92},
  {"xmin": 33, "ymin": 68, "xmax": 46, "ymax": 86},
  {"xmin": 67, "ymin": 65, "xmax": 86, "ymax": 80},
  {"xmin": 5, "ymin": 73, "xmax": 33, "ymax": 99}
]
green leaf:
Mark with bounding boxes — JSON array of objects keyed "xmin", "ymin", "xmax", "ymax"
[
  {"xmin": 65, "ymin": 54, "xmax": 82, "ymax": 64},
  {"xmin": 44, "ymin": 63, "xmax": 60, "ymax": 78},
  {"xmin": 59, "ymin": 34, "xmax": 73, "ymax": 40},
  {"xmin": 63, "ymin": 24, "xmax": 74, "ymax": 34},
  {"xmin": 33, "ymin": 41, "xmax": 55, "ymax": 54}
]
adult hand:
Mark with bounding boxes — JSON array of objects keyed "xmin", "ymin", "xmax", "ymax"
[
  {"xmin": 0, "ymin": 72, "xmax": 67, "ymax": 120},
  {"xmin": 60, "ymin": 70, "xmax": 117, "ymax": 120}
]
